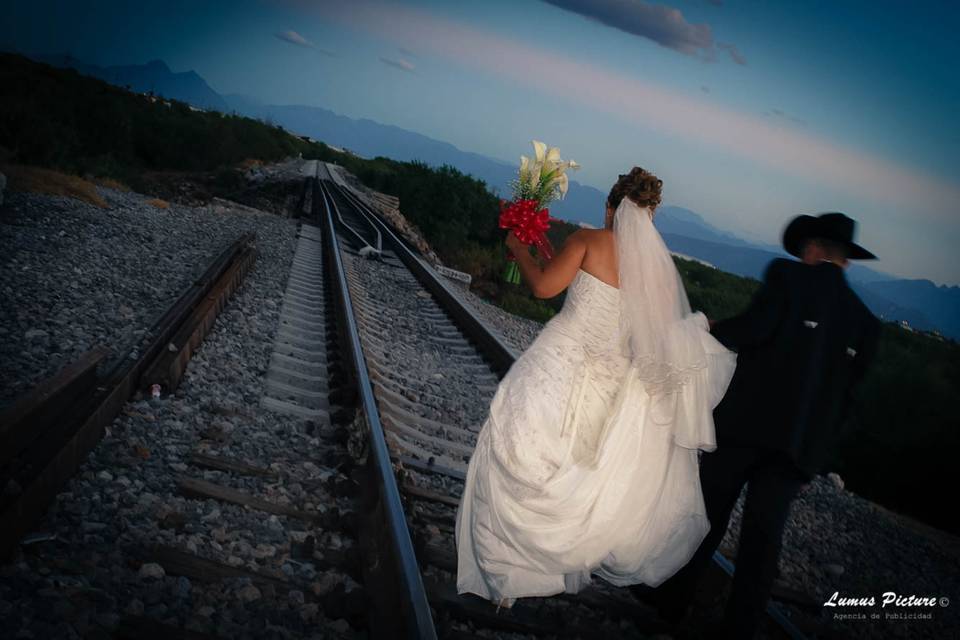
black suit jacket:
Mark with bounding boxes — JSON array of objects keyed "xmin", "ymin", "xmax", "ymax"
[{"xmin": 710, "ymin": 258, "xmax": 881, "ymax": 478}]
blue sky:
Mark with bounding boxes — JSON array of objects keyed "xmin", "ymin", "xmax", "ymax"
[{"xmin": 4, "ymin": 0, "xmax": 959, "ymax": 284}]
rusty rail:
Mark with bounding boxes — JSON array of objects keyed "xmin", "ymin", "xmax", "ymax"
[
  {"xmin": 0, "ymin": 234, "xmax": 256, "ymax": 561},
  {"xmin": 140, "ymin": 241, "xmax": 257, "ymax": 394}
]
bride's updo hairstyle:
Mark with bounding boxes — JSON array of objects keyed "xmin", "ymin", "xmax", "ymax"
[{"xmin": 606, "ymin": 167, "xmax": 663, "ymax": 213}]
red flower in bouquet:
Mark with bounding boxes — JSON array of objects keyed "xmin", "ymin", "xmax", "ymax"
[
  {"xmin": 498, "ymin": 141, "xmax": 580, "ymax": 283},
  {"xmin": 499, "ymin": 198, "xmax": 556, "ymax": 261}
]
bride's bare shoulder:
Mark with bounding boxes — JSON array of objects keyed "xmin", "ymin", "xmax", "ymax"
[
  {"xmin": 579, "ymin": 228, "xmax": 615, "ymax": 248},
  {"xmin": 579, "ymin": 229, "xmax": 617, "ymax": 262},
  {"xmin": 564, "ymin": 228, "xmax": 615, "ymax": 258},
  {"xmin": 574, "ymin": 227, "xmax": 613, "ymax": 239}
]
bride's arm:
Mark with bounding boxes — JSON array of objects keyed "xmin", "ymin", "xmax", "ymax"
[{"xmin": 506, "ymin": 230, "xmax": 587, "ymax": 299}]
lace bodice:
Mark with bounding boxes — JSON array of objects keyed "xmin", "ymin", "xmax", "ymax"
[{"xmin": 547, "ymin": 269, "xmax": 623, "ymax": 357}]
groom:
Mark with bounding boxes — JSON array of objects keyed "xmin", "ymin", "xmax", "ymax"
[{"xmin": 636, "ymin": 212, "xmax": 881, "ymax": 638}]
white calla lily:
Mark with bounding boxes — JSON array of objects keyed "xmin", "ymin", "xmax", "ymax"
[
  {"xmin": 557, "ymin": 172, "xmax": 569, "ymax": 198},
  {"xmin": 544, "ymin": 146, "xmax": 562, "ymax": 170},
  {"xmin": 531, "ymin": 140, "xmax": 547, "ymax": 163},
  {"xmin": 519, "ymin": 155, "xmax": 531, "ymax": 184},
  {"xmin": 529, "ymin": 165, "xmax": 544, "ymax": 190},
  {"xmin": 510, "ymin": 140, "xmax": 581, "ymax": 204}
]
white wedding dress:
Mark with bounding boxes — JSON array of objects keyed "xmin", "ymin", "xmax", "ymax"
[{"xmin": 456, "ymin": 199, "xmax": 737, "ymax": 603}]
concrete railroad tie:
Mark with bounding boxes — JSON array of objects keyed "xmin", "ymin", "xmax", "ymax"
[{"xmin": 261, "ymin": 224, "xmax": 333, "ymax": 422}]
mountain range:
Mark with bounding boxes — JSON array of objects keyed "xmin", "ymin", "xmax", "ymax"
[
  {"xmin": 20, "ymin": 52, "xmax": 960, "ymax": 339},
  {"xmin": 220, "ymin": 92, "xmax": 605, "ymax": 224},
  {"xmin": 30, "ymin": 53, "xmax": 229, "ymax": 112}
]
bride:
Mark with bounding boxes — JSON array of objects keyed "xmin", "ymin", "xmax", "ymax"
[{"xmin": 455, "ymin": 167, "xmax": 737, "ymax": 605}]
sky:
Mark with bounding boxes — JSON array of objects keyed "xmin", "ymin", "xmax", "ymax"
[{"xmin": 3, "ymin": 0, "xmax": 959, "ymax": 284}]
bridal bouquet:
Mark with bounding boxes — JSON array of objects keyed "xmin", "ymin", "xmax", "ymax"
[{"xmin": 500, "ymin": 140, "xmax": 579, "ymax": 283}]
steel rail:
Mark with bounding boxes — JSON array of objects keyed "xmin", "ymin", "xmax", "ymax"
[
  {"xmin": 317, "ymin": 163, "xmax": 382, "ymax": 253},
  {"xmin": 321, "ymin": 170, "xmax": 381, "ymax": 253},
  {"xmin": 315, "ymin": 177, "xmax": 437, "ymax": 639},
  {"xmin": 328, "ymin": 179, "xmax": 517, "ymax": 379}
]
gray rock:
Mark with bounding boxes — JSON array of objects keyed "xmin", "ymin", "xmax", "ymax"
[
  {"xmin": 236, "ymin": 584, "xmax": 261, "ymax": 603},
  {"xmin": 299, "ymin": 603, "xmax": 319, "ymax": 623},
  {"xmin": 24, "ymin": 329, "xmax": 48, "ymax": 341},
  {"xmin": 311, "ymin": 572, "xmax": 340, "ymax": 597},
  {"xmin": 175, "ymin": 576, "xmax": 191, "ymax": 598},
  {"xmin": 826, "ymin": 471, "xmax": 845, "ymax": 490},
  {"xmin": 329, "ymin": 619, "xmax": 352, "ymax": 634},
  {"xmin": 124, "ymin": 599, "xmax": 144, "ymax": 616},
  {"xmin": 137, "ymin": 562, "xmax": 165, "ymax": 580}
]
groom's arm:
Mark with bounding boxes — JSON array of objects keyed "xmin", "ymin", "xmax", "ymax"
[
  {"xmin": 710, "ymin": 259, "xmax": 789, "ymax": 351},
  {"xmin": 841, "ymin": 311, "xmax": 881, "ymax": 421}
]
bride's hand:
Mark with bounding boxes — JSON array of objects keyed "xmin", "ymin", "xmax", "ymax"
[{"xmin": 505, "ymin": 231, "xmax": 525, "ymax": 254}]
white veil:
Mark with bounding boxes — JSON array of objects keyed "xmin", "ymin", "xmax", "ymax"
[{"xmin": 612, "ymin": 196, "xmax": 737, "ymax": 450}]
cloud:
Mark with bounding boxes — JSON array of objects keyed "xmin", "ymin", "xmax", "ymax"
[
  {"xmin": 275, "ymin": 30, "xmax": 313, "ymax": 48},
  {"xmin": 765, "ymin": 108, "xmax": 807, "ymax": 128},
  {"xmin": 541, "ymin": 0, "xmax": 716, "ymax": 59},
  {"xmin": 319, "ymin": 2, "xmax": 960, "ymax": 223},
  {"xmin": 274, "ymin": 29, "xmax": 335, "ymax": 56},
  {"xmin": 717, "ymin": 42, "xmax": 746, "ymax": 65},
  {"xmin": 379, "ymin": 56, "xmax": 416, "ymax": 73}
]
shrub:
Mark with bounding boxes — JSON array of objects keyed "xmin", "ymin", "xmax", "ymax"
[{"xmin": 1, "ymin": 163, "xmax": 107, "ymax": 208}]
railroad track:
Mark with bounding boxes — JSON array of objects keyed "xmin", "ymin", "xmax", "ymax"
[
  {"xmin": 0, "ymin": 161, "xmax": 820, "ymax": 639},
  {"xmin": 0, "ymin": 234, "xmax": 257, "ymax": 563},
  {"xmin": 1, "ymin": 184, "xmax": 375, "ymax": 638},
  {"xmin": 316, "ymin": 161, "xmax": 821, "ymax": 639}
]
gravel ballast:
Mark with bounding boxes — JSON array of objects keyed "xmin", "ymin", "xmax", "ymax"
[
  {"xmin": 0, "ymin": 186, "xmax": 279, "ymax": 409},
  {"xmin": 0, "ymin": 167, "xmax": 366, "ymax": 638}
]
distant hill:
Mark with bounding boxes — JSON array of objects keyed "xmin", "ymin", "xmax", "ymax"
[
  {"xmin": 16, "ymin": 51, "xmax": 955, "ymax": 338},
  {"xmin": 656, "ymin": 205, "xmax": 757, "ymax": 248},
  {"xmin": 660, "ymin": 232, "xmax": 939, "ymax": 331},
  {"xmin": 222, "ymin": 94, "xmax": 608, "ymax": 225},
  {"xmin": 0, "ymin": 51, "xmax": 321, "ymax": 186},
  {"xmin": 28, "ymin": 53, "xmax": 229, "ymax": 112},
  {"xmin": 660, "ymin": 233, "xmax": 780, "ymax": 280},
  {"xmin": 867, "ymin": 279, "xmax": 960, "ymax": 337}
]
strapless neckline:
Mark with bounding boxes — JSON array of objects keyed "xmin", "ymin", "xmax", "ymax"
[{"xmin": 578, "ymin": 268, "xmax": 619, "ymax": 292}]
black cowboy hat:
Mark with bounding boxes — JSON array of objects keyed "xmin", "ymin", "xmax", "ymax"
[{"xmin": 782, "ymin": 212, "xmax": 877, "ymax": 260}]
